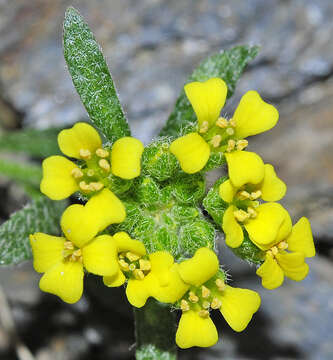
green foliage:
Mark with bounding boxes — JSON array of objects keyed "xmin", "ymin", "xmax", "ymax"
[
  {"xmin": 63, "ymin": 7, "xmax": 130, "ymax": 143},
  {"xmin": 203, "ymin": 177, "xmax": 229, "ymax": 227},
  {"xmin": 232, "ymin": 231, "xmax": 265, "ymax": 265},
  {"xmin": 202, "ymin": 152, "xmax": 226, "ymax": 172},
  {"xmin": 0, "ymin": 198, "xmax": 67, "ymax": 266},
  {"xmin": 0, "ymin": 127, "xmax": 61, "ymax": 157},
  {"xmin": 171, "ymin": 173, "xmax": 205, "ymax": 205},
  {"xmin": 160, "ymin": 45, "xmax": 259, "ymax": 137},
  {"xmin": 141, "ymin": 138, "xmax": 179, "ymax": 181}
]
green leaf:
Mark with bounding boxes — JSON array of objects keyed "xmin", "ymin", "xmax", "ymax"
[
  {"xmin": 0, "ymin": 197, "xmax": 67, "ymax": 266},
  {"xmin": 160, "ymin": 45, "xmax": 259, "ymax": 137},
  {"xmin": 0, "ymin": 127, "xmax": 61, "ymax": 157},
  {"xmin": 63, "ymin": 7, "xmax": 130, "ymax": 142}
]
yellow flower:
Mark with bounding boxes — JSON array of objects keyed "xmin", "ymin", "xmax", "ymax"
[
  {"xmin": 220, "ymin": 159, "xmax": 286, "ymax": 248},
  {"xmin": 256, "ymin": 217, "xmax": 315, "ymax": 289},
  {"xmin": 175, "ymin": 248, "xmax": 261, "ymax": 349},
  {"xmin": 40, "ymin": 122, "xmax": 144, "ymax": 200},
  {"xmin": 170, "ymin": 78, "xmax": 278, "ymax": 173},
  {"xmin": 103, "ymin": 232, "xmax": 189, "ymax": 307},
  {"xmin": 29, "ymin": 189, "xmax": 125, "ymax": 303}
]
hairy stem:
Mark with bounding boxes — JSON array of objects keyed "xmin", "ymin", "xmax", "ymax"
[{"xmin": 134, "ymin": 299, "xmax": 177, "ymax": 360}]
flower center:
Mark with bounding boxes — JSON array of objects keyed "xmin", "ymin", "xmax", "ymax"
[
  {"xmin": 118, "ymin": 251, "xmax": 151, "ymax": 280},
  {"xmin": 266, "ymin": 241, "xmax": 288, "ymax": 258},
  {"xmin": 63, "ymin": 241, "xmax": 83, "ymax": 263},
  {"xmin": 180, "ymin": 278, "xmax": 226, "ymax": 318},
  {"xmin": 232, "ymin": 188, "xmax": 261, "ymax": 223}
]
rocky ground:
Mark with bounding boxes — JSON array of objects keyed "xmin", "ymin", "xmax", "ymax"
[{"xmin": 0, "ymin": 0, "xmax": 333, "ymax": 359}]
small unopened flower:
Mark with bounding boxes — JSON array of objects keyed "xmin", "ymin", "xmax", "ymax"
[
  {"xmin": 175, "ymin": 248, "xmax": 261, "ymax": 348},
  {"xmin": 103, "ymin": 232, "xmax": 189, "ymax": 306},
  {"xmin": 220, "ymin": 161, "xmax": 286, "ymax": 248},
  {"xmin": 29, "ymin": 189, "xmax": 125, "ymax": 303},
  {"xmin": 169, "ymin": 78, "xmax": 278, "ymax": 174},
  {"xmin": 256, "ymin": 217, "xmax": 315, "ymax": 289},
  {"xmin": 40, "ymin": 122, "xmax": 144, "ymax": 200}
]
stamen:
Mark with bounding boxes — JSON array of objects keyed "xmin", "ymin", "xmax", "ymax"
[
  {"xmin": 215, "ymin": 279, "xmax": 226, "ymax": 292},
  {"xmin": 73, "ymin": 249, "xmax": 82, "ymax": 257},
  {"xmin": 216, "ymin": 117, "xmax": 228, "ymax": 128},
  {"xmin": 252, "ymin": 201, "xmax": 260, "ymax": 208},
  {"xmin": 119, "ymin": 259, "xmax": 129, "ymax": 271},
  {"xmin": 98, "ymin": 159, "xmax": 110, "ymax": 172},
  {"xmin": 238, "ymin": 190, "xmax": 251, "ymax": 200},
  {"xmin": 226, "ymin": 139, "xmax": 236, "ymax": 152},
  {"xmin": 236, "ymin": 139, "xmax": 248, "ymax": 151},
  {"xmin": 79, "ymin": 181, "xmax": 90, "ymax": 192},
  {"xmin": 278, "ymin": 241, "xmax": 288, "ymax": 250},
  {"xmin": 266, "ymin": 250, "xmax": 273, "ymax": 257},
  {"xmin": 202, "ymin": 301, "xmax": 211, "ymax": 309},
  {"xmin": 88, "ymin": 182, "xmax": 104, "ymax": 191},
  {"xmin": 180, "ymin": 299, "xmax": 190, "ymax": 312},
  {"xmin": 133, "ymin": 269, "xmax": 145, "ymax": 280},
  {"xmin": 188, "ymin": 291, "xmax": 199, "ymax": 303},
  {"xmin": 271, "ymin": 246, "xmax": 278, "ymax": 256},
  {"xmin": 129, "ymin": 264, "xmax": 136, "ymax": 271},
  {"xmin": 198, "ymin": 310, "xmax": 209, "ymax": 318},
  {"xmin": 250, "ymin": 190, "xmax": 262, "ymax": 200},
  {"xmin": 226, "ymin": 127, "xmax": 234, "ymax": 136},
  {"xmin": 139, "ymin": 259, "xmax": 151, "ymax": 271},
  {"xmin": 126, "ymin": 252, "xmax": 140, "ymax": 262},
  {"xmin": 211, "ymin": 297, "xmax": 222, "ymax": 309},
  {"xmin": 233, "ymin": 209, "xmax": 250, "ymax": 222},
  {"xmin": 201, "ymin": 286, "xmax": 211, "ymax": 299},
  {"xmin": 64, "ymin": 241, "xmax": 74, "ymax": 250},
  {"xmin": 79, "ymin": 149, "xmax": 91, "ymax": 160},
  {"xmin": 247, "ymin": 207, "xmax": 257, "ymax": 218},
  {"xmin": 229, "ymin": 118, "xmax": 237, "ymax": 128},
  {"xmin": 199, "ymin": 121, "xmax": 209, "ymax": 134},
  {"xmin": 211, "ymin": 135, "xmax": 222, "ymax": 148},
  {"xmin": 96, "ymin": 148, "xmax": 109, "ymax": 158},
  {"xmin": 87, "ymin": 169, "xmax": 95, "ymax": 177},
  {"xmin": 71, "ymin": 168, "xmax": 84, "ymax": 179}
]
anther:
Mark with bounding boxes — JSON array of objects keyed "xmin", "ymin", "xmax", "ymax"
[
  {"xmin": 79, "ymin": 181, "xmax": 90, "ymax": 191},
  {"xmin": 226, "ymin": 139, "xmax": 236, "ymax": 152},
  {"xmin": 226, "ymin": 127, "xmax": 234, "ymax": 136},
  {"xmin": 119, "ymin": 259, "xmax": 129, "ymax": 271},
  {"xmin": 211, "ymin": 297, "xmax": 222, "ymax": 309},
  {"xmin": 87, "ymin": 169, "xmax": 95, "ymax": 177},
  {"xmin": 71, "ymin": 168, "xmax": 84, "ymax": 179},
  {"xmin": 233, "ymin": 209, "xmax": 250, "ymax": 222},
  {"xmin": 211, "ymin": 135, "xmax": 222, "ymax": 148},
  {"xmin": 88, "ymin": 182, "xmax": 104, "ymax": 191},
  {"xmin": 278, "ymin": 241, "xmax": 288, "ymax": 250},
  {"xmin": 188, "ymin": 291, "xmax": 199, "ymax": 303},
  {"xmin": 250, "ymin": 190, "xmax": 262, "ymax": 200},
  {"xmin": 180, "ymin": 299, "xmax": 190, "ymax": 312},
  {"xmin": 98, "ymin": 159, "xmax": 110, "ymax": 172},
  {"xmin": 201, "ymin": 286, "xmax": 211, "ymax": 299},
  {"xmin": 238, "ymin": 190, "xmax": 251, "ymax": 200},
  {"xmin": 247, "ymin": 207, "xmax": 257, "ymax": 218},
  {"xmin": 202, "ymin": 301, "xmax": 211, "ymax": 309},
  {"xmin": 199, "ymin": 121, "xmax": 209, "ymax": 134},
  {"xmin": 271, "ymin": 246, "xmax": 278, "ymax": 256},
  {"xmin": 216, "ymin": 117, "xmax": 228, "ymax": 128},
  {"xmin": 229, "ymin": 118, "xmax": 237, "ymax": 128},
  {"xmin": 236, "ymin": 139, "xmax": 248, "ymax": 151},
  {"xmin": 215, "ymin": 279, "xmax": 226, "ymax": 292},
  {"xmin": 198, "ymin": 310, "xmax": 209, "ymax": 318},
  {"xmin": 64, "ymin": 241, "xmax": 74, "ymax": 250},
  {"xmin": 79, "ymin": 149, "xmax": 91, "ymax": 160},
  {"xmin": 139, "ymin": 259, "xmax": 151, "ymax": 271},
  {"xmin": 126, "ymin": 252, "xmax": 140, "ymax": 262},
  {"xmin": 96, "ymin": 148, "xmax": 109, "ymax": 158},
  {"xmin": 133, "ymin": 269, "xmax": 145, "ymax": 280}
]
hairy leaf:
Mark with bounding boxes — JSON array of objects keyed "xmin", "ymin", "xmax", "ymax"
[
  {"xmin": 0, "ymin": 198, "xmax": 67, "ymax": 266},
  {"xmin": 160, "ymin": 45, "xmax": 259, "ymax": 137},
  {"xmin": 63, "ymin": 7, "xmax": 130, "ymax": 142}
]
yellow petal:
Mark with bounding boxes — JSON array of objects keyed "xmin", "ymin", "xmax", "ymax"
[
  {"xmin": 82, "ymin": 235, "xmax": 118, "ymax": 276},
  {"xmin": 40, "ymin": 156, "xmax": 78, "ymax": 200},
  {"xmin": 113, "ymin": 232, "xmax": 146, "ymax": 256},
  {"xmin": 222, "ymin": 205, "xmax": 244, "ymax": 248},
  {"xmin": 233, "ymin": 91, "xmax": 279, "ymax": 139},
  {"xmin": 85, "ymin": 189, "xmax": 126, "ymax": 231},
  {"xmin": 58, "ymin": 122, "xmax": 102, "ymax": 159},
  {"xmin": 111, "ymin": 137, "xmax": 144, "ymax": 179},
  {"xmin": 219, "ymin": 179, "xmax": 236, "ymax": 203},
  {"xmin": 256, "ymin": 254, "xmax": 284, "ymax": 290},
  {"xmin": 276, "ymin": 251, "xmax": 309, "ymax": 281},
  {"xmin": 225, "ymin": 151, "xmax": 264, "ymax": 188},
  {"xmin": 184, "ymin": 78, "xmax": 227, "ymax": 127},
  {"xmin": 169, "ymin": 133, "xmax": 210, "ymax": 174},
  {"xmin": 218, "ymin": 285, "xmax": 261, "ymax": 332},
  {"xmin": 260, "ymin": 164, "xmax": 287, "ymax": 201},
  {"xmin": 29, "ymin": 233, "xmax": 65, "ymax": 273},
  {"xmin": 149, "ymin": 251, "xmax": 174, "ymax": 286},
  {"xmin": 178, "ymin": 248, "xmax": 219, "ymax": 286},
  {"xmin": 103, "ymin": 269, "xmax": 126, "ymax": 287},
  {"xmin": 286, "ymin": 217, "xmax": 315, "ymax": 258},
  {"xmin": 60, "ymin": 204, "xmax": 99, "ymax": 248},
  {"xmin": 39, "ymin": 261, "xmax": 84, "ymax": 304},
  {"xmin": 176, "ymin": 310, "xmax": 218, "ymax": 349},
  {"xmin": 245, "ymin": 203, "xmax": 292, "ymax": 248},
  {"xmin": 126, "ymin": 278, "xmax": 150, "ymax": 308}
]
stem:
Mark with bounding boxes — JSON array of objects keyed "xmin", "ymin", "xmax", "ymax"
[{"xmin": 134, "ymin": 299, "xmax": 178, "ymax": 360}]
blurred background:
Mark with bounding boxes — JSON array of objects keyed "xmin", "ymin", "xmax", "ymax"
[{"xmin": 0, "ymin": 0, "xmax": 333, "ymax": 359}]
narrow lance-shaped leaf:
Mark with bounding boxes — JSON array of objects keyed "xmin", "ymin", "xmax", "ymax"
[
  {"xmin": 160, "ymin": 45, "xmax": 259, "ymax": 137},
  {"xmin": 0, "ymin": 198, "xmax": 67, "ymax": 266},
  {"xmin": 63, "ymin": 7, "xmax": 130, "ymax": 142}
]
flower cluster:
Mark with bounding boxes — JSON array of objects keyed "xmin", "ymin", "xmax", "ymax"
[{"xmin": 29, "ymin": 77, "xmax": 315, "ymax": 349}]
